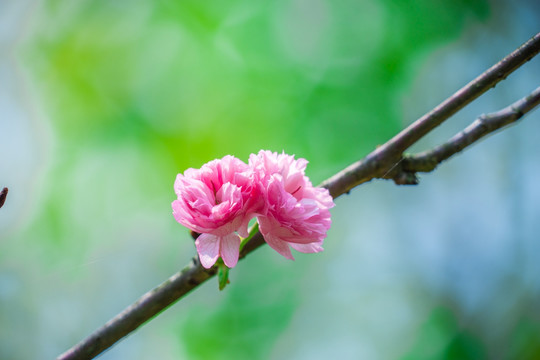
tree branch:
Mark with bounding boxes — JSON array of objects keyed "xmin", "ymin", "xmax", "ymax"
[
  {"xmin": 58, "ymin": 259, "xmax": 217, "ymax": 360},
  {"xmin": 57, "ymin": 32, "xmax": 540, "ymax": 360},
  {"xmin": 319, "ymin": 32, "xmax": 540, "ymax": 197},
  {"xmin": 392, "ymin": 86, "xmax": 540, "ymax": 182}
]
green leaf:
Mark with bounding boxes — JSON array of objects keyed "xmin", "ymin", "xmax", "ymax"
[{"xmin": 217, "ymin": 262, "xmax": 230, "ymax": 291}]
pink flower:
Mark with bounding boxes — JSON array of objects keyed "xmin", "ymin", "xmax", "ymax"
[
  {"xmin": 172, "ymin": 156, "xmax": 262, "ymax": 268},
  {"xmin": 249, "ymin": 150, "xmax": 335, "ymax": 260}
]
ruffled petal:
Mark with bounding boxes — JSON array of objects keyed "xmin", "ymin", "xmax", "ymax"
[
  {"xmin": 195, "ymin": 233, "xmax": 220, "ymax": 268},
  {"xmin": 237, "ymin": 215, "xmax": 254, "ymax": 238},
  {"xmin": 220, "ymin": 233, "xmax": 241, "ymax": 268},
  {"xmin": 262, "ymin": 232, "xmax": 294, "ymax": 260},
  {"xmin": 289, "ymin": 241, "xmax": 324, "ymax": 254},
  {"xmin": 175, "ymin": 150, "xmax": 332, "ymax": 264}
]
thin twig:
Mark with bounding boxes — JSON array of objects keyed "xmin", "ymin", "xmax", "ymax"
[
  {"xmin": 243, "ymin": 87, "xmax": 540, "ymax": 250},
  {"xmin": 319, "ymin": 32, "xmax": 540, "ymax": 197},
  {"xmin": 396, "ymin": 86, "xmax": 540, "ymax": 177},
  {"xmin": 57, "ymin": 32, "xmax": 540, "ymax": 360}
]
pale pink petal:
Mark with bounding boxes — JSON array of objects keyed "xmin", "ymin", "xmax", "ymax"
[
  {"xmin": 263, "ymin": 232, "xmax": 294, "ymax": 260},
  {"xmin": 212, "ymin": 216, "xmax": 243, "ymax": 237},
  {"xmin": 237, "ymin": 216, "xmax": 252, "ymax": 238},
  {"xmin": 284, "ymin": 172, "xmax": 304, "ymax": 194},
  {"xmin": 290, "ymin": 241, "xmax": 324, "ymax": 253},
  {"xmin": 220, "ymin": 233, "xmax": 241, "ymax": 268},
  {"xmin": 195, "ymin": 233, "xmax": 220, "ymax": 268},
  {"xmin": 313, "ymin": 187, "xmax": 335, "ymax": 208},
  {"xmin": 256, "ymin": 216, "xmax": 278, "ymax": 236},
  {"xmin": 294, "ymin": 158, "xmax": 308, "ymax": 171}
]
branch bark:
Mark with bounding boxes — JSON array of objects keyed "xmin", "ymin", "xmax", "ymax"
[
  {"xmin": 0, "ymin": 187, "xmax": 8, "ymax": 209},
  {"xmin": 393, "ymin": 86, "xmax": 540, "ymax": 181},
  {"xmin": 0, "ymin": 188, "xmax": 8, "ymax": 208},
  {"xmin": 319, "ymin": 32, "xmax": 540, "ymax": 196},
  {"xmin": 57, "ymin": 32, "xmax": 540, "ymax": 360}
]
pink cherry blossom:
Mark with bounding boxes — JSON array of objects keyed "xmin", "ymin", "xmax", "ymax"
[
  {"xmin": 249, "ymin": 150, "xmax": 334, "ymax": 260},
  {"xmin": 172, "ymin": 156, "xmax": 262, "ymax": 268}
]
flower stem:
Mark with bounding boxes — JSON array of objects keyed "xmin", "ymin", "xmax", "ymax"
[{"xmin": 239, "ymin": 222, "xmax": 259, "ymax": 252}]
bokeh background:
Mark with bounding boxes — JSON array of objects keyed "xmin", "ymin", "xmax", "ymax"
[{"xmin": 1, "ymin": 0, "xmax": 540, "ymax": 359}]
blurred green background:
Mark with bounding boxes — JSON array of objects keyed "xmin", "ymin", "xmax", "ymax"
[{"xmin": 1, "ymin": 0, "xmax": 540, "ymax": 358}]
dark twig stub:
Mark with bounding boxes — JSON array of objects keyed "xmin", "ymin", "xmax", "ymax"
[{"xmin": 0, "ymin": 187, "xmax": 7, "ymax": 209}]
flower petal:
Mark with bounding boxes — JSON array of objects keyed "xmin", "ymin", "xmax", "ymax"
[
  {"xmin": 195, "ymin": 233, "xmax": 220, "ymax": 268},
  {"xmin": 262, "ymin": 232, "xmax": 294, "ymax": 260},
  {"xmin": 237, "ymin": 215, "xmax": 253, "ymax": 238},
  {"xmin": 220, "ymin": 233, "xmax": 241, "ymax": 268},
  {"xmin": 290, "ymin": 241, "xmax": 324, "ymax": 253}
]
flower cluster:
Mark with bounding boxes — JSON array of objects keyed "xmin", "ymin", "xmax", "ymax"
[{"xmin": 172, "ymin": 150, "xmax": 334, "ymax": 269}]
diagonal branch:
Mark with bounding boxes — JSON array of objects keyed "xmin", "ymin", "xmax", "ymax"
[
  {"xmin": 57, "ymin": 32, "xmax": 540, "ymax": 360},
  {"xmin": 390, "ymin": 86, "xmax": 540, "ymax": 182},
  {"xmin": 242, "ymin": 90, "xmax": 540, "ymax": 255},
  {"xmin": 319, "ymin": 32, "xmax": 540, "ymax": 197},
  {"xmin": 58, "ymin": 259, "xmax": 217, "ymax": 360}
]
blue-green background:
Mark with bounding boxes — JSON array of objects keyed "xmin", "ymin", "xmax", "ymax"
[{"xmin": 1, "ymin": 0, "xmax": 540, "ymax": 358}]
